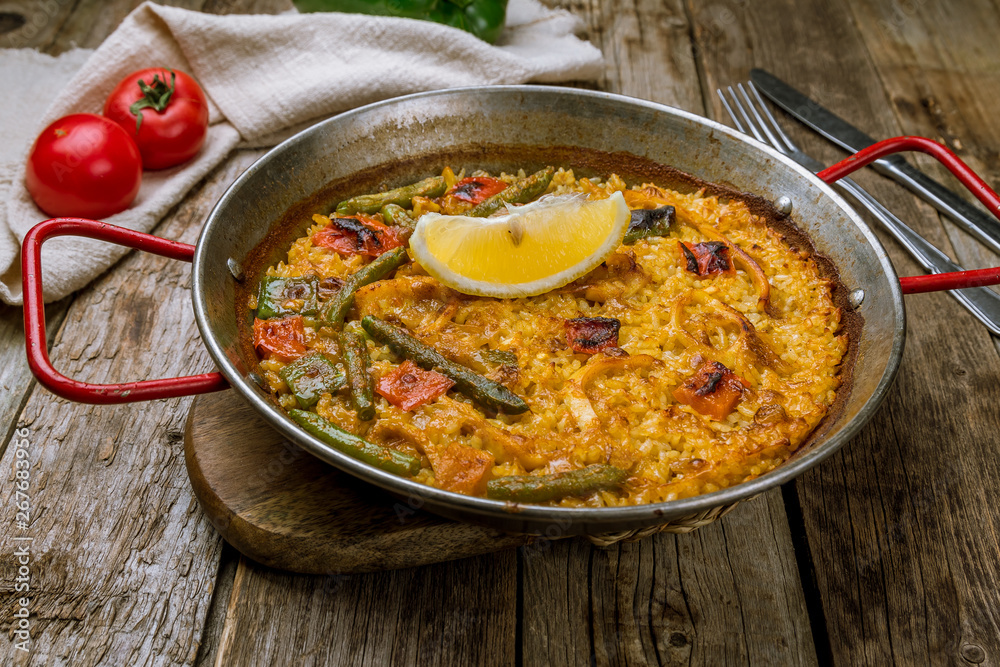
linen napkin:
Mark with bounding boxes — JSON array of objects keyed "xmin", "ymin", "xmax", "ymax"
[{"xmin": 0, "ymin": 0, "xmax": 603, "ymax": 305}]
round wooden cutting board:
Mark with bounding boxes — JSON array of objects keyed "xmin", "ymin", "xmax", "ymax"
[{"xmin": 184, "ymin": 389, "xmax": 533, "ymax": 574}]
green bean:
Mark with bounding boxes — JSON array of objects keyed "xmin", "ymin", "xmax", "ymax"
[
  {"xmin": 379, "ymin": 203, "xmax": 417, "ymax": 229},
  {"xmin": 256, "ymin": 275, "xmax": 319, "ymax": 319},
  {"xmin": 623, "ymin": 205, "xmax": 675, "ymax": 245},
  {"xmin": 320, "ymin": 247, "xmax": 408, "ymax": 326},
  {"xmin": 340, "ymin": 323, "xmax": 375, "ymax": 421},
  {"xmin": 475, "ymin": 348, "xmax": 518, "ymax": 369},
  {"xmin": 486, "ymin": 464, "xmax": 628, "ymax": 502},
  {"xmin": 336, "ymin": 176, "xmax": 447, "ymax": 215},
  {"xmin": 289, "ymin": 409, "xmax": 420, "ymax": 477},
  {"xmin": 361, "ymin": 316, "xmax": 529, "ymax": 414},
  {"xmin": 467, "ymin": 167, "xmax": 555, "ymax": 218},
  {"xmin": 279, "ymin": 353, "xmax": 345, "ymax": 409}
]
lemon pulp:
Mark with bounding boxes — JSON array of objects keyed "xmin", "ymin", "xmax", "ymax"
[{"xmin": 409, "ymin": 192, "xmax": 630, "ymax": 298}]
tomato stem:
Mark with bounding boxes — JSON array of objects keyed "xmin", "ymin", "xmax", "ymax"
[{"xmin": 128, "ymin": 69, "xmax": 176, "ymax": 132}]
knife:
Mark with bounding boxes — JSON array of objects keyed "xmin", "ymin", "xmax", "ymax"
[{"xmin": 750, "ymin": 68, "xmax": 1000, "ymax": 257}]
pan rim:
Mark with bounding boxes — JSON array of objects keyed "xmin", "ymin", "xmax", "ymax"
[{"xmin": 193, "ymin": 84, "xmax": 906, "ymax": 533}]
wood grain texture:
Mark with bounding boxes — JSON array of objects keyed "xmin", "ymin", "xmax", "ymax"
[
  {"xmin": 523, "ymin": 490, "xmax": 816, "ymax": 666},
  {"xmin": 0, "ymin": 302, "xmax": 67, "ymax": 458},
  {"xmin": 0, "ymin": 0, "xmax": 292, "ymax": 52},
  {"xmin": 192, "ymin": 542, "xmax": 239, "ymax": 667},
  {"xmin": 214, "ymin": 550, "xmax": 517, "ymax": 666},
  {"xmin": 686, "ymin": 0, "xmax": 1000, "ymax": 663},
  {"xmin": 185, "ymin": 389, "xmax": 532, "ymax": 574},
  {"xmin": 0, "ymin": 149, "xmax": 263, "ymax": 666}
]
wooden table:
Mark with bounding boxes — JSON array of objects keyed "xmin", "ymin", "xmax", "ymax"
[{"xmin": 2, "ymin": 0, "xmax": 999, "ymax": 664}]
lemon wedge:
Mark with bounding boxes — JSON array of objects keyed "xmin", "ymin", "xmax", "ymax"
[{"xmin": 409, "ymin": 192, "xmax": 630, "ymax": 298}]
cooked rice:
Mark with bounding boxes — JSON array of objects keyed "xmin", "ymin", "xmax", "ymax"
[{"xmin": 255, "ymin": 167, "xmax": 848, "ymax": 506}]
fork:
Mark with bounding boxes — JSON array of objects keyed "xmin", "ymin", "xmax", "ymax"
[{"xmin": 717, "ymin": 82, "xmax": 1000, "ymax": 335}]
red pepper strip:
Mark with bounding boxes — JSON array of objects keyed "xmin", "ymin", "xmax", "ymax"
[
  {"xmin": 376, "ymin": 360, "xmax": 455, "ymax": 411},
  {"xmin": 428, "ymin": 444, "xmax": 495, "ymax": 496},
  {"xmin": 253, "ymin": 316, "xmax": 307, "ymax": 362},
  {"xmin": 678, "ymin": 241, "xmax": 735, "ymax": 276},
  {"xmin": 565, "ymin": 316, "xmax": 620, "ymax": 354},
  {"xmin": 313, "ymin": 214, "xmax": 403, "ymax": 257},
  {"xmin": 446, "ymin": 176, "xmax": 509, "ymax": 204},
  {"xmin": 672, "ymin": 360, "xmax": 749, "ymax": 421}
]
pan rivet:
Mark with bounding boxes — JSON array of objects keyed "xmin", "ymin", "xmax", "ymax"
[
  {"xmin": 849, "ymin": 288, "xmax": 865, "ymax": 309},
  {"xmin": 775, "ymin": 196, "xmax": 793, "ymax": 215},
  {"xmin": 227, "ymin": 258, "xmax": 244, "ymax": 282}
]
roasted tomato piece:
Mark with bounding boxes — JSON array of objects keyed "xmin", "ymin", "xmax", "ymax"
[
  {"xmin": 376, "ymin": 360, "xmax": 455, "ymax": 411},
  {"xmin": 253, "ymin": 316, "xmax": 307, "ymax": 362},
  {"xmin": 565, "ymin": 316, "xmax": 621, "ymax": 354},
  {"xmin": 429, "ymin": 444, "xmax": 495, "ymax": 496},
  {"xmin": 672, "ymin": 361, "xmax": 749, "ymax": 421},
  {"xmin": 313, "ymin": 214, "xmax": 403, "ymax": 257},
  {"xmin": 679, "ymin": 241, "xmax": 734, "ymax": 276},
  {"xmin": 446, "ymin": 176, "xmax": 508, "ymax": 204}
]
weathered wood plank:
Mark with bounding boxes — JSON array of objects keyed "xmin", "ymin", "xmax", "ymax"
[
  {"xmin": 0, "ymin": 0, "xmax": 191, "ymax": 52},
  {"xmin": 567, "ymin": 0, "xmax": 702, "ymax": 108},
  {"xmin": 686, "ymin": 0, "xmax": 1000, "ymax": 662},
  {"xmin": 523, "ymin": 491, "xmax": 816, "ymax": 666},
  {"xmin": 0, "ymin": 302, "xmax": 68, "ymax": 456},
  {"xmin": 192, "ymin": 543, "xmax": 239, "ymax": 667},
  {"xmin": 213, "ymin": 551, "xmax": 517, "ymax": 666},
  {"xmin": 0, "ymin": 2, "xmax": 292, "ymax": 663},
  {"xmin": 0, "ymin": 0, "xmax": 292, "ymax": 53},
  {"xmin": 0, "ymin": 149, "xmax": 264, "ymax": 666}
]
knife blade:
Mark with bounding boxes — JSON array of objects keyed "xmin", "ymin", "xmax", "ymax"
[{"xmin": 750, "ymin": 68, "xmax": 1000, "ymax": 257}]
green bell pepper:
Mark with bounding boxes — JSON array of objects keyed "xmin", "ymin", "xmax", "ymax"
[
  {"xmin": 279, "ymin": 353, "xmax": 346, "ymax": 408},
  {"xmin": 256, "ymin": 276, "xmax": 319, "ymax": 320},
  {"xmin": 292, "ymin": 0, "xmax": 509, "ymax": 44}
]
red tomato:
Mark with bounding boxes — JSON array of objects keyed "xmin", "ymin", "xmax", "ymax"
[
  {"xmin": 564, "ymin": 316, "xmax": 620, "ymax": 354},
  {"xmin": 25, "ymin": 114, "xmax": 143, "ymax": 219},
  {"xmin": 672, "ymin": 361, "xmax": 748, "ymax": 421},
  {"xmin": 103, "ymin": 67, "xmax": 209, "ymax": 170},
  {"xmin": 446, "ymin": 177, "xmax": 508, "ymax": 204},
  {"xmin": 428, "ymin": 444, "xmax": 494, "ymax": 496},
  {"xmin": 253, "ymin": 316, "xmax": 307, "ymax": 362},
  {"xmin": 376, "ymin": 360, "xmax": 455, "ymax": 411},
  {"xmin": 312, "ymin": 214, "xmax": 403, "ymax": 257}
]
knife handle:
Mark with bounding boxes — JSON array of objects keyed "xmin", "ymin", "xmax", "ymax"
[{"xmin": 876, "ymin": 159, "xmax": 1000, "ymax": 257}]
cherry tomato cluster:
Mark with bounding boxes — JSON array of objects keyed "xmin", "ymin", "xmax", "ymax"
[{"xmin": 26, "ymin": 68, "xmax": 209, "ymax": 219}]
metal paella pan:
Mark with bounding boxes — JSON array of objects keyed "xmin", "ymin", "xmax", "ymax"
[{"xmin": 31, "ymin": 85, "xmax": 996, "ymax": 536}]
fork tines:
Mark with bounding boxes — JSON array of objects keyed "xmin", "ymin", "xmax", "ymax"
[{"xmin": 717, "ymin": 83, "xmax": 798, "ymax": 157}]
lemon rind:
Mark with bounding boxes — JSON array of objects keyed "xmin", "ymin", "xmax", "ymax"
[{"xmin": 409, "ymin": 192, "xmax": 630, "ymax": 298}]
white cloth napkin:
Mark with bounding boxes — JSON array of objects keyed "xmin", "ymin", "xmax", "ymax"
[{"xmin": 0, "ymin": 0, "xmax": 602, "ymax": 305}]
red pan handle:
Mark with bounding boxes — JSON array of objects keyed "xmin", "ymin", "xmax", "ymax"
[
  {"xmin": 22, "ymin": 218, "xmax": 229, "ymax": 404},
  {"xmin": 817, "ymin": 136, "xmax": 1000, "ymax": 294}
]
